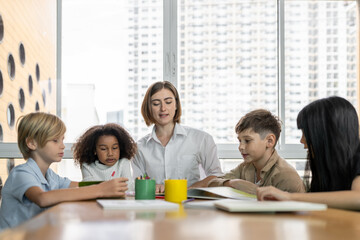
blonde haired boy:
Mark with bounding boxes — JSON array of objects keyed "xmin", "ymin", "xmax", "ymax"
[
  {"xmin": 0, "ymin": 112, "xmax": 128, "ymax": 230},
  {"xmin": 208, "ymin": 109, "xmax": 305, "ymax": 195}
]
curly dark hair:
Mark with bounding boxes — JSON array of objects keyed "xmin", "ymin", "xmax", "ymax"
[{"xmin": 72, "ymin": 123, "xmax": 137, "ymax": 166}]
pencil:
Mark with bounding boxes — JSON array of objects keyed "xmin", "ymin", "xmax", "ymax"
[{"xmin": 181, "ymin": 198, "xmax": 195, "ymax": 204}]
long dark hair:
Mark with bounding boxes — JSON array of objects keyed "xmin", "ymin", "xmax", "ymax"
[{"xmin": 297, "ymin": 96, "xmax": 360, "ymax": 192}]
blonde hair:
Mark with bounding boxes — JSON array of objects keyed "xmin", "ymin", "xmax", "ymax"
[
  {"xmin": 17, "ymin": 112, "xmax": 66, "ymax": 159},
  {"xmin": 141, "ymin": 81, "xmax": 182, "ymax": 126}
]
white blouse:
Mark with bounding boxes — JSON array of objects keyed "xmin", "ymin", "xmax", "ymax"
[
  {"xmin": 131, "ymin": 123, "xmax": 223, "ymax": 186},
  {"xmin": 81, "ymin": 158, "xmax": 134, "ymax": 192}
]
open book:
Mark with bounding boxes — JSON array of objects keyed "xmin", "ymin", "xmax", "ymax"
[
  {"xmin": 214, "ymin": 199, "xmax": 327, "ymax": 212},
  {"xmin": 187, "ymin": 187, "xmax": 256, "ymax": 200}
]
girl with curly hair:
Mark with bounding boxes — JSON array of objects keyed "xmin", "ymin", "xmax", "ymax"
[{"xmin": 73, "ymin": 123, "xmax": 137, "ymax": 192}]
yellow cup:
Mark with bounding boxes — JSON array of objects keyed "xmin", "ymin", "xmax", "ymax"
[{"xmin": 164, "ymin": 179, "xmax": 187, "ymax": 203}]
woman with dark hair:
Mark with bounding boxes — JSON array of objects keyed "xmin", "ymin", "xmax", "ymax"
[
  {"xmin": 132, "ymin": 81, "xmax": 223, "ymax": 193},
  {"xmin": 257, "ymin": 96, "xmax": 360, "ymax": 210}
]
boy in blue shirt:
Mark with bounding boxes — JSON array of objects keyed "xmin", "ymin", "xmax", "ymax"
[{"xmin": 0, "ymin": 112, "xmax": 128, "ymax": 230}]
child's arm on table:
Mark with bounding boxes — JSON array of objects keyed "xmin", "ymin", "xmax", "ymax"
[
  {"xmin": 207, "ymin": 164, "xmax": 242, "ymax": 187},
  {"xmin": 25, "ymin": 177, "xmax": 128, "ymax": 208},
  {"xmin": 69, "ymin": 181, "xmax": 79, "ymax": 188},
  {"xmin": 189, "ymin": 176, "xmax": 217, "ymax": 189},
  {"xmin": 224, "ymin": 179, "xmax": 258, "ymax": 195},
  {"xmin": 257, "ymin": 177, "xmax": 360, "ymax": 210}
]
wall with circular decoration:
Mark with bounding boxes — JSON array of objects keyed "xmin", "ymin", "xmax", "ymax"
[
  {"xmin": 0, "ymin": 0, "xmax": 57, "ymax": 183},
  {"xmin": 0, "ymin": 0, "xmax": 57, "ymax": 142}
]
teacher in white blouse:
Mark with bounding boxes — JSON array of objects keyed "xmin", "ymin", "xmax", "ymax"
[{"xmin": 132, "ymin": 81, "xmax": 223, "ymax": 193}]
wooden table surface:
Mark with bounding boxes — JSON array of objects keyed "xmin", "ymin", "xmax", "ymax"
[{"xmin": 1, "ymin": 200, "xmax": 360, "ymax": 240}]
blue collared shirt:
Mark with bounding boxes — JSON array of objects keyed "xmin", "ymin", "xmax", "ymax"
[{"xmin": 0, "ymin": 158, "xmax": 71, "ymax": 230}]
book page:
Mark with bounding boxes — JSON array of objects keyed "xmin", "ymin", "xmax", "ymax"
[
  {"xmin": 187, "ymin": 187, "xmax": 256, "ymax": 200},
  {"xmin": 97, "ymin": 200, "xmax": 179, "ymax": 211}
]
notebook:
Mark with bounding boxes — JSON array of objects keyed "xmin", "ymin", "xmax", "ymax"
[
  {"xmin": 214, "ymin": 199, "xmax": 327, "ymax": 212},
  {"xmin": 97, "ymin": 199, "xmax": 179, "ymax": 211},
  {"xmin": 187, "ymin": 187, "xmax": 256, "ymax": 200},
  {"xmin": 183, "ymin": 199, "xmax": 221, "ymax": 209}
]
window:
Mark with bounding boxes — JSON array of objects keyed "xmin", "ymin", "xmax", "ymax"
[
  {"xmin": 61, "ymin": 0, "xmax": 359, "ymax": 161},
  {"xmin": 61, "ymin": 0, "xmax": 163, "ymax": 143},
  {"xmin": 175, "ymin": 0, "xmax": 359, "ymax": 154},
  {"xmin": 0, "ymin": 0, "xmax": 359, "ymax": 180},
  {"xmin": 177, "ymin": 1, "xmax": 278, "ymax": 145},
  {"xmin": 283, "ymin": 0, "xmax": 358, "ymax": 146}
]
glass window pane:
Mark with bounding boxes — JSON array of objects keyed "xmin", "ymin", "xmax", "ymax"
[
  {"xmin": 284, "ymin": 1, "xmax": 359, "ymax": 143},
  {"xmin": 177, "ymin": 0, "xmax": 278, "ymax": 144},
  {"xmin": 62, "ymin": 0, "xmax": 163, "ymax": 142}
]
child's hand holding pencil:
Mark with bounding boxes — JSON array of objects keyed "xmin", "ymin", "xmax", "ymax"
[{"xmin": 97, "ymin": 177, "xmax": 128, "ymax": 198}]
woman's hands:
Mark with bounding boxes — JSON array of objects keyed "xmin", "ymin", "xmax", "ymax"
[
  {"xmin": 256, "ymin": 186, "xmax": 291, "ymax": 201},
  {"xmin": 156, "ymin": 184, "xmax": 165, "ymax": 194}
]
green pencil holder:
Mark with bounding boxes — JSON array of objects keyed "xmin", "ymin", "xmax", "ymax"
[{"xmin": 135, "ymin": 179, "xmax": 156, "ymax": 200}]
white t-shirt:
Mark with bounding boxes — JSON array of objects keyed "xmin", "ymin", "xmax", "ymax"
[
  {"xmin": 131, "ymin": 123, "xmax": 223, "ymax": 186},
  {"xmin": 81, "ymin": 158, "xmax": 134, "ymax": 192}
]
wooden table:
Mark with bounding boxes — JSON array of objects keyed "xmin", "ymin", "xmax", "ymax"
[{"xmin": 1, "ymin": 200, "xmax": 360, "ymax": 240}]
